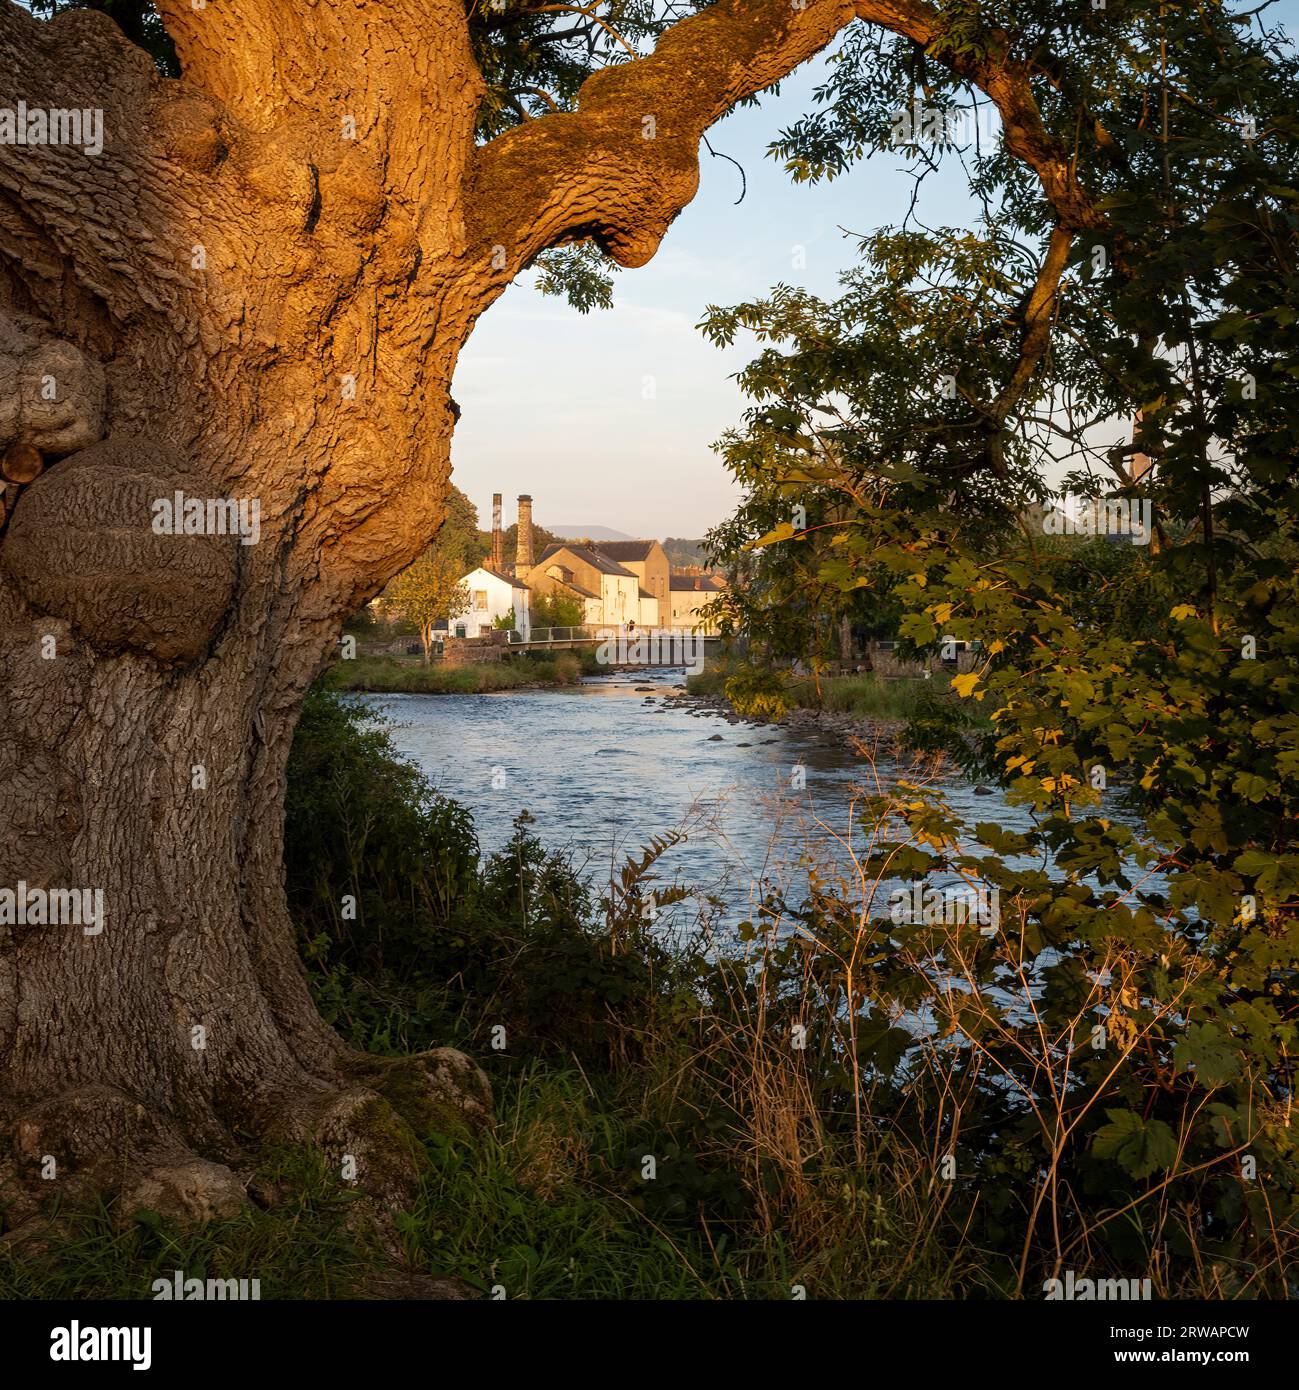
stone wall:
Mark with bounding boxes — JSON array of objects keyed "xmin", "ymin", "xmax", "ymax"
[{"xmin": 443, "ymin": 631, "xmax": 507, "ymax": 666}]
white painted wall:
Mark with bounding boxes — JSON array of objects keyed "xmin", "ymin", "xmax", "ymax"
[
  {"xmin": 598, "ymin": 572, "xmax": 640, "ymax": 627},
  {"xmin": 457, "ymin": 567, "xmax": 530, "ymax": 638}
]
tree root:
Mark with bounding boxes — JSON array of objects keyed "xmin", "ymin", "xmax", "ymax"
[{"xmin": 0, "ymin": 1047, "xmax": 493, "ymax": 1246}]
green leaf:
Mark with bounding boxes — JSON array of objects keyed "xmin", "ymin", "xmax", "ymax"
[
  {"xmin": 1174, "ymin": 1023, "xmax": 1241, "ymax": 1087},
  {"xmin": 1092, "ymin": 1110, "xmax": 1179, "ymax": 1179}
]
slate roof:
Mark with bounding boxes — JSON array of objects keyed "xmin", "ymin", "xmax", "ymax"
[
  {"xmin": 592, "ymin": 540, "xmax": 659, "ymax": 562},
  {"xmin": 536, "ymin": 542, "xmax": 636, "ymax": 578},
  {"xmin": 669, "ymin": 572, "xmax": 724, "ymax": 592}
]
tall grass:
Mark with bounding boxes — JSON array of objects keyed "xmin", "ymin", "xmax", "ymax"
[
  {"xmin": 799, "ymin": 672, "xmax": 931, "ymax": 719},
  {"xmin": 687, "ymin": 656, "xmax": 934, "ymax": 722},
  {"xmin": 326, "ymin": 652, "xmax": 582, "ymax": 694}
]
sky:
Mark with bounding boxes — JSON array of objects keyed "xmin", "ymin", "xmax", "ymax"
[{"xmin": 453, "ymin": 50, "xmax": 979, "ymax": 541}]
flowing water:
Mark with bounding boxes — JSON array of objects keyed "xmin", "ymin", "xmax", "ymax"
[{"xmin": 357, "ymin": 669, "xmax": 1035, "ymax": 927}]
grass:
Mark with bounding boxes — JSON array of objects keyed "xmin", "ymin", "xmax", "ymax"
[
  {"xmin": 325, "ymin": 652, "xmax": 583, "ymax": 694},
  {"xmin": 0, "ymin": 1150, "xmax": 373, "ymax": 1300},
  {"xmin": 0, "ymin": 1067, "xmax": 979, "ymax": 1301},
  {"xmin": 686, "ymin": 659, "xmax": 935, "ymax": 722},
  {"xmin": 797, "ymin": 672, "xmax": 934, "ymax": 719}
]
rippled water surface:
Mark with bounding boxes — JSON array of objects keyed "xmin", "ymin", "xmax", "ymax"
[{"xmin": 359, "ymin": 670, "xmax": 1032, "ymax": 921}]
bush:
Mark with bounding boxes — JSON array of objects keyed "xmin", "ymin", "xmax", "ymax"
[
  {"xmin": 285, "ymin": 687, "xmax": 479, "ymax": 978},
  {"xmin": 722, "ymin": 662, "xmax": 791, "ymax": 721},
  {"xmin": 286, "ymin": 687, "xmax": 685, "ymax": 1069}
]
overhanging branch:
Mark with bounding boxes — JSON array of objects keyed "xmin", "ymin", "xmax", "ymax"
[{"xmin": 466, "ymin": 0, "xmax": 1104, "ymax": 289}]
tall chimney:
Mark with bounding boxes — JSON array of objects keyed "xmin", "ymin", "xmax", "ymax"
[
  {"xmin": 491, "ymin": 493, "xmax": 504, "ymax": 571},
  {"xmin": 516, "ymin": 494, "xmax": 534, "ymax": 578}
]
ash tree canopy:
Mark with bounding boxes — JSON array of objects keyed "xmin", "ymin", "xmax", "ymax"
[{"xmin": 696, "ymin": 1, "xmax": 1299, "ymax": 1277}]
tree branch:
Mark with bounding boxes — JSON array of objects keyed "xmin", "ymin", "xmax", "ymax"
[
  {"xmin": 466, "ymin": 0, "xmax": 857, "ymax": 271},
  {"xmin": 150, "ymin": 0, "xmax": 484, "ymax": 213},
  {"xmin": 991, "ymin": 221, "xmax": 1074, "ymax": 423},
  {"xmin": 468, "ymin": 0, "xmax": 1104, "ymax": 284}
]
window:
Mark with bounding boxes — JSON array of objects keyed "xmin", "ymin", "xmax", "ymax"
[{"xmin": 474, "ymin": 590, "xmax": 488, "ymax": 611}]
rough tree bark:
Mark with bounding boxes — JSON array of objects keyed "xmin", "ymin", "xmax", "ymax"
[{"xmin": 0, "ymin": 0, "xmax": 1099, "ymax": 1223}]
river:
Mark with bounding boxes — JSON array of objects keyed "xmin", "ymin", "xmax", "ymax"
[{"xmin": 358, "ymin": 669, "xmax": 1036, "ymax": 929}]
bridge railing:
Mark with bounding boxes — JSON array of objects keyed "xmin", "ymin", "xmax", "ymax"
[
  {"xmin": 507, "ymin": 625, "xmax": 605, "ymax": 645},
  {"xmin": 507, "ymin": 626, "xmax": 725, "ymax": 646}
]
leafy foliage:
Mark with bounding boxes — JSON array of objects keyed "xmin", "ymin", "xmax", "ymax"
[
  {"xmin": 531, "ymin": 243, "xmax": 619, "ymax": 313},
  {"xmin": 722, "ymin": 661, "xmax": 791, "ymax": 721},
  {"xmin": 530, "ymin": 590, "xmax": 586, "ymax": 628},
  {"xmin": 701, "ymin": 0, "xmax": 1299, "ymax": 1275}
]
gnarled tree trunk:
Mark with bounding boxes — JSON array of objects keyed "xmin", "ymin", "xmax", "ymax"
[{"xmin": 0, "ymin": 0, "xmax": 1096, "ymax": 1218}]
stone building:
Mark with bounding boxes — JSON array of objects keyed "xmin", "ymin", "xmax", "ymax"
[
  {"xmin": 588, "ymin": 540, "xmax": 670, "ymax": 620},
  {"xmin": 669, "ymin": 571, "xmax": 724, "ymax": 633},
  {"xmin": 528, "ymin": 540, "xmax": 653, "ymax": 626},
  {"xmin": 460, "ymin": 492, "xmax": 722, "ymax": 633}
]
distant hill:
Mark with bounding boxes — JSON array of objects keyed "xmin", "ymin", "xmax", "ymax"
[
  {"xmin": 663, "ymin": 537, "xmax": 711, "ymax": 568},
  {"xmin": 550, "ymin": 524, "xmax": 633, "ymax": 542}
]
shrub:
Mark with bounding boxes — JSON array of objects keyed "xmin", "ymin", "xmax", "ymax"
[{"xmin": 722, "ymin": 662, "xmax": 791, "ymax": 721}]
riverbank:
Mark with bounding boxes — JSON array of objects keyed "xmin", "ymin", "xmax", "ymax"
[
  {"xmin": 325, "ymin": 652, "xmax": 585, "ymax": 694},
  {"xmin": 659, "ymin": 686, "xmax": 904, "ymax": 751},
  {"xmin": 679, "ymin": 662, "xmax": 939, "ymax": 748}
]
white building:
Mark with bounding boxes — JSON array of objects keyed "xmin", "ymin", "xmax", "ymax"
[{"xmin": 454, "ymin": 564, "xmax": 531, "ymax": 639}]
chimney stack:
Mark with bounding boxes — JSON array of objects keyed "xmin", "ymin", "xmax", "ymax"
[
  {"xmin": 491, "ymin": 493, "xmax": 504, "ymax": 571},
  {"xmin": 515, "ymin": 494, "xmax": 534, "ymax": 578}
]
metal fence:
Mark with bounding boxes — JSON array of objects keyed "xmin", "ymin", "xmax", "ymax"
[{"xmin": 506, "ymin": 625, "xmax": 605, "ymax": 644}]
